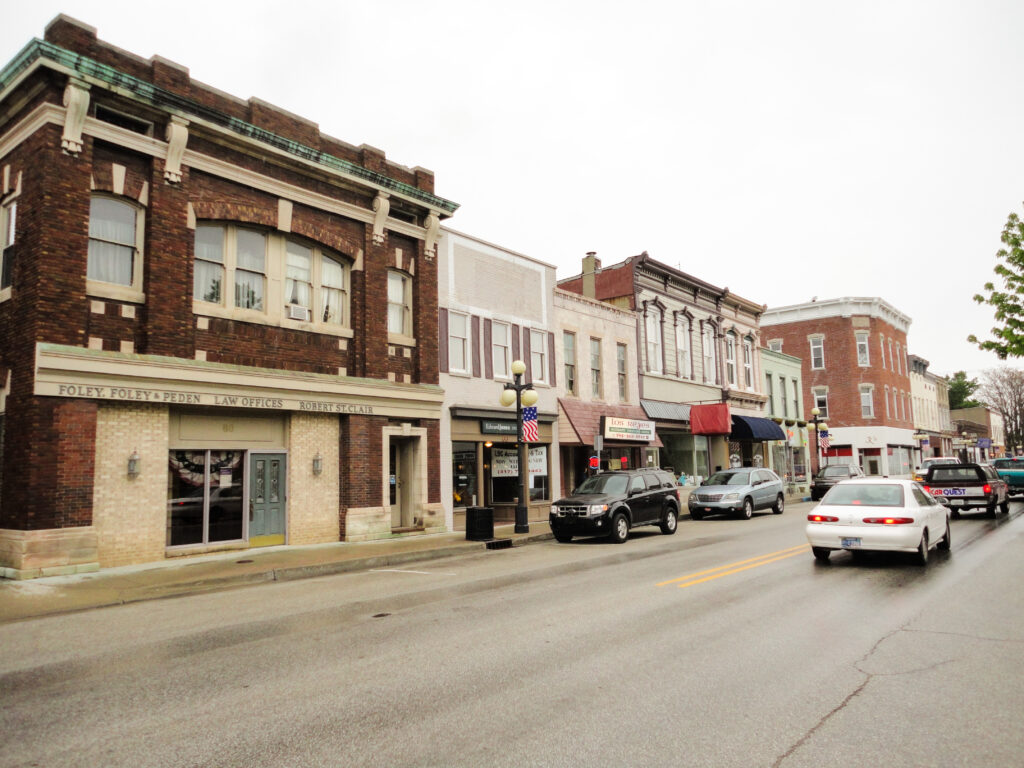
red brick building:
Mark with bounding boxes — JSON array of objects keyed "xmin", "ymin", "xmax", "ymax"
[
  {"xmin": 760, "ymin": 297, "xmax": 916, "ymax": 476},
  {"xmin": 0, "ymin": 17, "xmax": 457, "ymax": 577}
]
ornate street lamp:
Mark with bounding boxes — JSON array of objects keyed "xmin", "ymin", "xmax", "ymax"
[
  {"xmin": 809, "ymin": 407, "xmax": 828, "ymax": 476},
  {"xmin": 499, "ymin": 359, "xmax": 539, "ymax": 533}
]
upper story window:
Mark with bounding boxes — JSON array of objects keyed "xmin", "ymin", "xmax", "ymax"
[
  {"xmin": 563, "ymin": 331, "xmax": 577, "ymax": 395},
  {"xmin": 0, "ymin": 198, "xmax": 14, "ymax": 291},
  {"xmin": 895, "ymin": 342, "xmax": 903, "ymax": 374},
  {"xmin": 448, "ymin": 311, "xmax": 469, "ymax": 374},
  {"xmin": 387, "ymin": 270, "xmax": 413, "ymax": 339},
  {"xmin": 879, "ymin": 333, "xmax": 886, "ymax": 369},
  {"xmin": 766, "ymin": 374, "xmax": 775, "ymax": 415},
  {"xmin": 492, "ymin": 321, "xmax": 510, "ymax": 379},
  {"xmin": 194, "ymin": 224, "xmax": 350, "ymax": 330},
  {"xmin": 742, "ymin": 337, "xmax": 753, "ymax": 389},
  {"xmin": 792, "ymin": 379, "xmax": 800, "ymax": 418},
  {"xmin": 888, "ymin": 338, "xmax": 894, "ymax": 369},
  {"xmin": 856, "ymin": 332, "xmax": 870, "ymax": 366},
  {"xmin": 725, "ymin": 332, "xmax": 737, "ymax": 386},
  {"xmin": 591, "ymin": 337, "xmax": 602, "ymax": 398},
  {"xmin": 812, "ymin": 387, "xmax": 829, "ymax": 418},
  {"xmin": 884, "ymin": 386, "xmax": 891, "ymax": 418},
  {"xmin": 767, "ymin": 339, "xmax": 782, "ymax": 352},
  {"xmin": 809, "ymin": 336, "xmax": 824, "ymax": 370},
  {"xmin": 702, "ymin": 324, "xmax": 718, "ymax": 384},
  {"xmin": 860, "ymin": 385, "xmax": 874, "ymax": 418},
  {"xmin": 676, "ymin": 320, "xmax": 691, "ymax": 379},
  {"xmin": 780, "ymin": 375, "xmax": 788, "ymax": 418},
  {"xmin": 617, "ymin": 343, "xmax": 627, "ymax": 402},
  {"xmin": 645, "ymin": 307, "xmax": 662, "ymax": 374},
  {"xmin": 87, "ymin": 195, "xmax": 144, "ymax": 300},
  {"xmin": 530, "ymin": 329, "xmax": 547, "ymax": 384}
]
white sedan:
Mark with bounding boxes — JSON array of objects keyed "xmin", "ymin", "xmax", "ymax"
[{"xmin": 805, "ymin": 478, "xmax": 950, "ymax": 565}]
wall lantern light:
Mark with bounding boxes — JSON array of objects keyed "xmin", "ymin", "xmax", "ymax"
[
  {"xmin": 312, "ymin": 452, "xmax": 323, "ymax": 475},
  {"xmin": 127, "ymin": 449, "xmax": 140, "ymax": 478}
]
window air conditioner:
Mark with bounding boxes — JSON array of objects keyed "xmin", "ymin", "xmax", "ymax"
[{"xmin": 287, "ymin": 304, "xmax": 311, "ymax": 322}]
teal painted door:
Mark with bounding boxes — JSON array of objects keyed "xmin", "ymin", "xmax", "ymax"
[{"xmin": 250, "ymin": 453, "xmax": 286, "ymax": 546}]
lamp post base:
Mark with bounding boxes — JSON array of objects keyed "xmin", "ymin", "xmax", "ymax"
[{"xmin": 514, "ymin": 504, "xmax": 530, "ymax": 534}]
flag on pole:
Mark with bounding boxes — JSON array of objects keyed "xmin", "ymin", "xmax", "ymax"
[
  {"xmin": 522, "ymin": 406, "xmax": 539, "ymax": 442},
  {"xmin": 819, "ymin": 430, "xmax": 830, "ymax": 452}
]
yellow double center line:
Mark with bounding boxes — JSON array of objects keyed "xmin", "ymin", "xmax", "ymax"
[{"xmin": 657, "ymin": 543, "xmax": 810, "ymax": 589}]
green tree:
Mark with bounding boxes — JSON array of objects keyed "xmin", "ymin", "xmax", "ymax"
[
  {"xmin": 970, "ymin": 204, "xmax": 1024, "ymax": 358},
  {"xmin": 947, "ymin": 371, "xmax": 981, "ymax": 410},
  {"xmin": 977, "ymin": 367, "xmax": 1024, "ymax": 453}
]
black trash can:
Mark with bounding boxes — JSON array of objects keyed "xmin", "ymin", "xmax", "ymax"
[{"xmin": 465, "ymin": 506, "xmax": 494, "ymax": 541}]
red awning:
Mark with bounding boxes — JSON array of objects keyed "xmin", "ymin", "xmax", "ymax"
[{"xmin": 690, "ymin": 403, "xmax": 731, "ymax": 435}]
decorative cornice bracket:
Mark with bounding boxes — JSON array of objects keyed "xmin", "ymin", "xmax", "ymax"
[
  {"xmin": 61, "ymin": 78, "xmax": 90, "ymax": 154},
  {"xmin": 372, "ymin": 192, "xmax": 390, "ymax": 245},
  {"xmin": 164, "ymin": 116, "xmax": 189, "ymax": 183}
]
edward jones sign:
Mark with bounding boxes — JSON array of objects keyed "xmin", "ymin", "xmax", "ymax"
[{"xmin": 602, "ymin": 416, "xmax": 655, "ymax": 442}]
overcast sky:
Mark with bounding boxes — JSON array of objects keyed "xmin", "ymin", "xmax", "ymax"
[{"xmin": 4, "ymin": 1, "xmax": 1023, "ymax": 380}]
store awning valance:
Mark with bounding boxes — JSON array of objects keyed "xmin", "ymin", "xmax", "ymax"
[
  {"xmin": 691, "ymin": 403, "xmax": 731, "ymax": 435},
  {"xmin": 558, "ymin": 398, "xmax": 663, "ymax": 447},
  {"xmin": 730, "ymin": 415, "xmax": 786, "ymax": 441}
]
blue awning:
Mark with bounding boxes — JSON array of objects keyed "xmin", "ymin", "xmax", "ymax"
[{"xmin": 730, "ymin": 415, "xmax": 786, "ymax": 441}]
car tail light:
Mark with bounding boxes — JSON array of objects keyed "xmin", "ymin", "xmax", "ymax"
[
  {"xmin": 983, "ymin": 484, "xmax": 992, "ymax": 494},
  {"xmin": 922, "ymin": 485, "xmax": 930, "ymax": 494},
  {"xmin": 808, "ymin": 514, "xmax": 839, "ymax": 522},
  {"xmin": 863, "ymin": 517, "xmax": 915, "ymax": 524}
]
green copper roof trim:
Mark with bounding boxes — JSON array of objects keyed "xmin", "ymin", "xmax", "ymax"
[{"xmin": 0, "ymin": 39, "xmax": 459, "ymax": 214}]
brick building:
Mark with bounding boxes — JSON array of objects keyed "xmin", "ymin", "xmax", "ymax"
[
  {"xmin": 0, "ymin": 17, "xmax": 457, "ymax": 578},
  {"xmin": 761, "ymin": 297, "xmax": 915, "ymax": 476}
]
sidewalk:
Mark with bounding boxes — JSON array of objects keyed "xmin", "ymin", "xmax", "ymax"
[{"xmin": 0, "ymin": 523, "xmax": 554, "ymax": 624}]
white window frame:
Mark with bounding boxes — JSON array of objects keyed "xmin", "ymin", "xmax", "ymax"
[
  {"xmin": 780, "ymin": 375, "xmax": 788, "ymax": 418},
  {"xmin": 530, "ymin": 329, "xmax": 547, "ymax": 384},
  {"xmin": 492, "ymin": 321, "xmax": 510, "ymax": 379},
  {"xmin": 616, "ymin": 343, "xmax": 627, "ymax": 402},
  {"xmin": 193, "ymin": 224, "xmax": 352, "ymax": 335},
  {"xmin": 884, "ymin": 385, "xmax": 891, "ymax": 418},
  {"xmin": 767, "ymin": 339, "xmax": 782, "ymax": 353},
  {"xmin": 792, "ymin": 379, "xmax": 800, "ymax": 419},
  {"xmin": 591, "ymin": 337, "xmax": 603, "ymax": 399},
  {"xmin": 809, "ymin": 336, "xmax": 825, "ymax": 370},
  {"xmin": 895, "ymin": 342, "xmax": 902, "ymax": 374},
  {"xmin": 645, "ymin": 307, "xmax": 662, "ymax": 374},
  {"xmin": 562, "ymin": 330, "xmax": 576, "ymax": 395},
  {"xmin": 702, "ymin": 324, "xmax": 718, "ymax": 384},
  {"xmin": 448, "ymin": 311, "xmax": 470, "ymax": 374},
  {"xmin": 742, "ymin": 337, "xmax": 754, "ymax": 389},
  {"xmin": 860, "ymin": 385, "xmax": 874, "ymax": 418},
  {"xmin": 879, "ymin": 333, "xmax": 886, "ymax": 369},
  {"xmin": 766, "ymin": 373, "xmax": 775, "ymax": 415},
  {"xmin": 86, "ymin": 194, "xmax": 145, "ymax": 303},
  {"xmin": 387, "ymin": 270, "xmax": 414, "ymax": 343},
  {"xmin": 725, "ymin": 332, "xmax": 737, "ymax": 386},
  {"xmin": 676, "ymin": 320, "xmax": 691, "ymax": 379},
  {"xmin": 0, "ymin": 197, "xmax": 14, "ymax": 299},
  {"xmin": 813, "ymin": 387, "xmax": 829, "ymax": 419},
  {"xmin": 888, "ymin": 338, "xmax": 894, "ymax": 370},
  {"xmin": 856, "ymin": 332, "xmax": 870, "ymax": 366}
]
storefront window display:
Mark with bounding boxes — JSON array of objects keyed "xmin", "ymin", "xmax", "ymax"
[
  {"xmin": 167, "ymin": 450, "xmax": 245, "ymax": 546},
  {"xmin": 659, "ymin": 433, "xmax": 710, "ymax": 484},
  {"xmin": 451, "ymin": 441, "xmax": 478, "ymax": 508},
  {"xmin": 491, "ymin": 445, "xmax": 549, "ymax": 502}
]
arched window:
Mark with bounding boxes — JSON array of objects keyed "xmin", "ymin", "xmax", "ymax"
[
  {"xmin": 645, "ymin": 306, "xmax": 663, "ymax": 374},
  {"xmin": 675, "ymin": 317, "xmax": 691, "ymax": 379},
  {"xmin": 725, "ymin": 331, "xmax": 737, "ymax": 386}
]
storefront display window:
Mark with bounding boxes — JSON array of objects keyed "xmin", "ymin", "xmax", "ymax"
[
  {"xmin": 491, "ymin": 445, "xmax": 549, "ymax": 502},
  {"xmin": 167, "ymin": 450, "xmax": 244, "ymax": 546},
  {"xmin": 451, "ymin": 441, "xmax": 477, "ymax": 508},
  {"xmin": 659, "ymin": 433, "xmax": 710, "ymax": 484}
]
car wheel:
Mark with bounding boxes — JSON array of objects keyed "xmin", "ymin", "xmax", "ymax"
[
  {"xmin": 938, "ymin": 519, "xmax": 951, "ymax": 551},
  {"xmin": 915, "ymin": 531, "xmax": 929, "ymax": 566},
  {"xmin": 1000, "ymin": 498, "xmax": 1010, "ymax": 514},
  {"xmin": 660, "ymin": 507, "xmax": 678, "ymax": 535},
  {"xmin": 690, "ymin": 509, "xmax": 704, "ymax": 521},
  {"xmin": 553, "ymin": 530, "xmax": 573, "ymax": 543},
  {"xmin": 739, "ymin": 498, "xmax": 753, "ymax": 520},
  {"xmin": 951, "ymin": 509, "xmax": 961, "ymax": 519},
  {"xmin": 812, "ymin": 547, "xmax": 831, "ymax": 562},
  {"xmin": 772, "ymin": 494, "xmax": 784, "ymax": 514},
  {"xmin": 609, "ymin": 512, "xmax": 629, "ymax": 544},
  {"xmin": 986, "ymin": 500, "xmax": 997, "ymax": 518}
]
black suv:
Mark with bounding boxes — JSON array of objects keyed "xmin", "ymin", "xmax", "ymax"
[
  {"xmin": 810, "ymin": 464, "xmax": 865, "ymax": 501},
  {"xmin": 549, "ymin": 468, "xmax": 681, "ymax": 543}
]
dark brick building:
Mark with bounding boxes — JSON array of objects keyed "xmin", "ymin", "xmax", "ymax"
[
  {"xmin": 0, "ymin": 16, "xmax": 457, "ymax": 577},
  {"xmin": 761, "ymin": 297, "xmax": 916, "ymax": 476}
]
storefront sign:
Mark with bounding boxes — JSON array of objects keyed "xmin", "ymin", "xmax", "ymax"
[
  {"xmin": 492, "ymin": 446, "xmax": 548, "ymax": 477},
  {"xmin": 602, "ymin": 416, "xmax": 655, "ymax": 442},
  {"xmin": 480, "ymin": 420, "xmax": 518, "ymax": 435}
]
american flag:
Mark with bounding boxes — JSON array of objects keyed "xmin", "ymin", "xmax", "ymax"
[
  {"xmin": 522, "ymin": 406, "xmax": 539, "ymax": 442},
  {"xmin": 819, "ymin": 430, "xmax": 830, "ymax": 452}
]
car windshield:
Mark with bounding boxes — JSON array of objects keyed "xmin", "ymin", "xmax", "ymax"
[
  {"xmin": 930, "ymin": 467, "xmax": 981, "ymax": 481},
  {"xmin": 821, "ymin": 484, "xmax": 905, "ymax": 507},
  {"xmin": 705, "ymin": 471, "xmax": 751, "ymax": 486},
  {"xmin": 573, "ymin": 474, "xmax": 629, "ymax": 495},
  {"xmin": 820, "ymin": 466, "xmax": 851, "ymax": 478},
  {"xmin": 993, "ymin": 459, "xmax": 1018, "ymax": 469},
  {"xmin": 923, "ymin": 458, "xmax": 958, "ymax": 468}
]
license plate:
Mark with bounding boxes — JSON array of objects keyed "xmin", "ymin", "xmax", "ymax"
[{"xmin": 841, "ymin": 537, "xmax": 861, "ymax": 548}]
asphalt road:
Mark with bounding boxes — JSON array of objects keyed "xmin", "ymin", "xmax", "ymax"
[{"xmin": 2, "ymin": 501, "xmax": 1023, "ymax": 767}]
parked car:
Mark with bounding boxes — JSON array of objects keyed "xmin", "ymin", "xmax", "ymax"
[
  {"xmin": 991, "ymin": 456, "xmax": 1024, "ymax": 496},
  {"xmin": 805, "ymin": 478, "xmax": 951, "ymax": 564},
  {"xmin": 687, "ymin": 468, "xmax": 785, "ymax": 520},
  {"xmin": 912, "ymin": 456, "xmax": 961, "ymax": 483},
  {"xmin": 810, "ymin": 464, "xmax": 865, "ymax": 501},
  {"xmin": 549, "ymin": 468, "xmax": 681, "ymax": 543}
]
